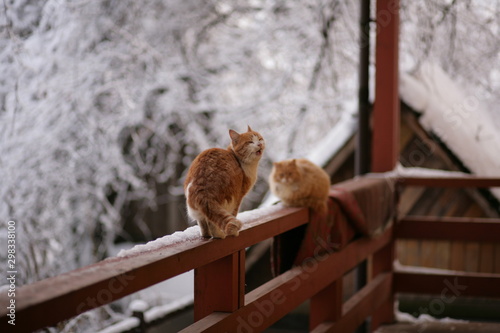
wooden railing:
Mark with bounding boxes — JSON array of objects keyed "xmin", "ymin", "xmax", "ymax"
[
  {"xmin": 394, "ymin": 176, "xmax": 500, "ymax": 312},
  {"xmin": 1, "ymin": 175, "xmax": 499, "ymax": 332}
]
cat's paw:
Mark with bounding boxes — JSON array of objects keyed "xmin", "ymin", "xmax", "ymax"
[
  {"xmin": 208, "ymin": 223, "xmax": 226, "ymax": 239},
  {"xmin": 225, "ymin": 219, "xmax": 242, "ymax": 237}
]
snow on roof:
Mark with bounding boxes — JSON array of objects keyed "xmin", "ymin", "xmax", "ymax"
[
  {"xmin": 400, "ymin": 62, "xmax": 500, "ymax": 199},
  {"xmin": 383, "ymin": 164, "xmax": 469, "ymax": 178}
]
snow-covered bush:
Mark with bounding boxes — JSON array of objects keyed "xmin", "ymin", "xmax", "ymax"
[{"xmin": 1, "ymin": 0, "xmax": 362, "ymax": 286}]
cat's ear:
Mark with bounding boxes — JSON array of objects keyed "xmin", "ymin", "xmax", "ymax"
[
  {"xmin": 291, "ymin": 159, "xmax": 296, "ymax": 165},
  {"xmin": 247, "ymin": 125, "xmax": 253, "ymax": 132},
  {"xmin": 229, "ymin": 129, "xmax": 240, "ymax": 143}
]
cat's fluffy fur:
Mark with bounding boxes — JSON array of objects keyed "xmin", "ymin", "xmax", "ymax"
[
  {"xmin": 184, "ymin": 126, "xmax": 265, "ymax": 238},
  {"xmin": 269, "ymin": 158, "xmax": 330, "ymax": 215}
]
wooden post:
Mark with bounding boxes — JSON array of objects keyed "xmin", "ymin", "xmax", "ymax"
[
  {"xmin": 309, "ymin": 279, "xmax": 343, "ymax": 330},
  {"xmin": 370, "ymin": 0, "xmax": 399, "ymax": 329},
  {"xmin": 371, "ymin": 240, "xmax": 395, "ymax": 330},
  {"xmin": 372, "ymin": 0, "xmax": 400, "ymax": 173},
  {"xmin": 194, "ymin": 250, "xmax": 245, "ymax": 321}
]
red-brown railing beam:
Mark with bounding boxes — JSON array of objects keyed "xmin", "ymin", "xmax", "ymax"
[
  {"xmin": 398, "ymin": 177, "xmax": 500, "ymax": 188},
  {"xmin": 371, "ymin": 237, "xmax": 396, "ymax": 329},
  {"xmin": 395, "ymin": 268, "xmax": 500, "ymax": 299},
  {"xmin": 0, "ymin": 207, "xmax": 308, "ymax": 332},
  {"xmin": 181, "ymin": 227, "xmax": 394, "ymax": 333},
  {"xmin": 311, "ymin": 272, "xmax": 393, "ymax": 333},
  {"xmin": 396, "ymin": 216, "xmax": 500, "ymax": 242},
  {"xmin": 310, "ymin": 279, "xmax": 342, "ymax": 330}
]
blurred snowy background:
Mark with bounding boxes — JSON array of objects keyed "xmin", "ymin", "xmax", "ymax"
[{"xmin": 0, "ymin": 0, "xmax": 499, "ymax": 331}]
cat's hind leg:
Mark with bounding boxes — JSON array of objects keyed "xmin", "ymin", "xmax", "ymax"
[
  {"xmin": 205, "ymin": 207, "xmax": 241, "ymax": 238},
  {"xmin": 187, "ymin": 204, "xmax": 211, "ymax": 238},
  {"xmin": 208, "ymin": 222, "xmax": 227, "ymax": 239},
  {"xmin": 197, "ymin": 219, "xmax": 211, "ymax": 238}
]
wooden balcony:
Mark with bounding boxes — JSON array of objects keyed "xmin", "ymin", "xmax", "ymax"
[{"xmin": 2, "ymin": 175, "xmax": 499, "ymax": 333}]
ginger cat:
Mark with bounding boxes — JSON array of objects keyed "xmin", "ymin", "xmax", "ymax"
[
  {"xmin": 184, "ymin": 126, "xmax": 265, "ymax": 238},
  {"xmin": 269, "ymin": 158, "xmax": 330, "ymax": 215}
]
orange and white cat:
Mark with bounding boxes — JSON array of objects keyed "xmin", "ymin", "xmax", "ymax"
[
  {"xmin": 269, "ymin": 158, "xmax": 330, "ymax": 215},
  {"xmin": 184, "ymin": 126, "xmax": 265, "ymax": 238}
]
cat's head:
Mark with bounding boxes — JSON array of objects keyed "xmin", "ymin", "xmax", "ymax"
[
  {"xmin": 271, "ymin": 159, "xmax": 301, "ymax": 184},
  {"xmin": 229, "ymin": 126, "xmax": 265, "ymax": 163}
]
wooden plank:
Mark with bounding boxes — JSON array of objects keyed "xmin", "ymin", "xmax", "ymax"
[
  {"xmin": 407, "ymin": 188, "xmax": 443, "ymax": 216},
  {"xmin": 311, "ymin": 273, "xmax": 393, "ymax": 333},
  {"xmin": 180, "ymin": 228, "xmax": 394, "ymax": 333},
  {"xmin": 420, "ymin": 240, "xmax": 438, "ymax": 268},
  {"xmin": 398, "ymin": 187, "xmax": 426, "ymax": 216},
  {"xmin": 450, "ymin": 241, "xmax": 466, "ymax": 271},
  {"xmin": 394, "ymin": 268, "xmax": 500, "ymax": 298},
  {"xmin": 194, "ymin": 250, "xmax": 244, "ymax": 320},
  {"xmin": 396, "ymin": 216, "xmax": 500, "ymax": 242},
  {"xmin": 310, "ymin": 279, "xmax": 342, "ymax": 330},
  {"xmin": 371, "ymin": 239, "xmax": 395, "ymax": 329},
  {"xmin": 464, "ymin": 242, "xmax": 480, "ymax": 272},
  {"xmin": 479, "ymin": 243, "xmax": 494, "ymax": 273},
  {"xmin": 396, "ymin": 241, "xmax": 406, "ymax": 265},
  {"xmin": 434, "ymin": 241, "xmax": 451, "ymax": 270},
  {"xmin": 399, "ymin": 177, "xmax": 500, "ymax": 188},
  {"xmin": 495, "ymin": 244, "xmax": 500, "ymax": 274},
  {"xmin": 0, "ymin": 206, "xmax": 309, "ymax": 332},
  {"xmin": 371, "ymin": 0, "xmax": 400, "ymax": 173},
  {"xmin": 397, "ymin": 239, "xmax": 420, "ymax": 267}
]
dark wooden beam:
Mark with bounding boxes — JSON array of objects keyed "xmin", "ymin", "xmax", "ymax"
[
  {"xmin": 395, "ymin": 268, "xmax": 500, "ymax": 299},
  {"xmin": 0, "ymin": 207, "xmax": 308, "ymax": 332},
  {"xmin": 398, "ymin": 177, "xmax": 500, "ymax": 188},
  {"xmin": 310, "ymin": 279, "xmax": 343, "ymax": 330},
  {"xmin": 311, "ymin": 273, "xmax": 392, "ymax": 333},
  {"xmin": 180, "ymin": 227, "xmax": 394, "ymax": 333},
  {"xmin": 396, "ymin": 216, "xmax": 500, "ymax": 242}
]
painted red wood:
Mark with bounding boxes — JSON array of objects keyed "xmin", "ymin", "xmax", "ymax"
[
  {"xmin": 394, "ymin": 268, "xmax": 500, "ymax": 298},
  {"xmin": 396, "ymin": 216, "xmax": 500, "ymax": 242},
  {"xmin": 309, "ymin": 279, "xmax": 342, "ymax": 330},
  {"xmin": 371, "ymin": 239, "xmax": 396, "ymax": 330},
  {"xmin": 311, "ymin": 273, "xmax": 393, "ymax": 333},
  {"xmin": 194, "ymin": 250, "xmax": 245, "ymax": 320},
  {"xmin": 371, "ymin": 0, "xmax": 400, "ymax": 172},
  {"xmin": 398, "ymin": 177, "xmax": 500, "ymax": 188},
  {"xmin": 0, "ymin": 207, "xmax": 308, "ymax": 332},
  {"xmin": 180, "ymin": 227, "xmax": 393, "ymax": 333}
]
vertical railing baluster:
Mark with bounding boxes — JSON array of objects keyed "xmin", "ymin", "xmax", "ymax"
[
  {"xmin": 194, "ymin": 249, "xmax": 245, "ymax": 321},
  {"xmin": 309, "ymin": 278, "xmax": 342, "ymax": 330}
]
